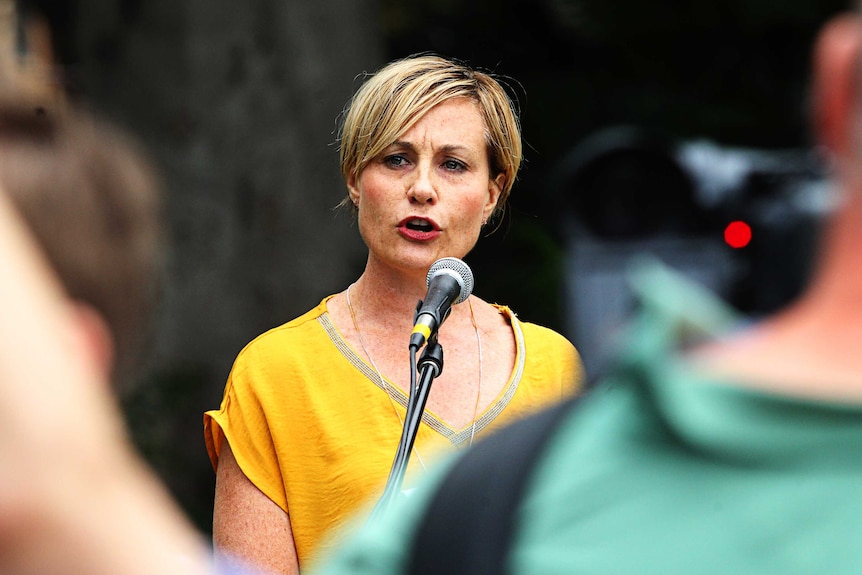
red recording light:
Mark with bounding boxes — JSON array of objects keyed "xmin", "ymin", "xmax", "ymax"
[{"xmin": 724, "ymin": 220, "xmax": 752, "ymax": 248}]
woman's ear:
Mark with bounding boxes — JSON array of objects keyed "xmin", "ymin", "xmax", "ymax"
[
  {"xmin": 347, "ymin": 172, "xmax": 361, "ymax": 208},
  {"xmin": 813, "ymin": 13, "xmax": 862, "ymax": 160},
  {"xmin": 484, "ymin": 173, "xmax": 505, "ymax": 219}
]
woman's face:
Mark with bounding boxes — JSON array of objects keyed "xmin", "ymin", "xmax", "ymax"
[{"xmin": 348, "ymin": 97, "xmax": 503, "ymax": 275}]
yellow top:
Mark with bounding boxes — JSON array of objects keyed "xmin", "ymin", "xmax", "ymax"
[{"xmin": 204, "ymin": 297, "xmax": 582, "ymax": 567}]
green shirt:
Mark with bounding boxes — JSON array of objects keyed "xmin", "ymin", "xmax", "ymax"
[{"xmin": 311, "ymin": 260, "xmax": 862, "ymax": 575}]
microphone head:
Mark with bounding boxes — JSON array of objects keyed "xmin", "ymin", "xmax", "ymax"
[{"xmin": 426, "ymin": 257, "xmax": 474, "ymax": 304}]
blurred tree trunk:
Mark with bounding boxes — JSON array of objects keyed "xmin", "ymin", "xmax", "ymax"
[{"xmin": 68, "ymin": 0, "xmax": 383, "ymax": 531}]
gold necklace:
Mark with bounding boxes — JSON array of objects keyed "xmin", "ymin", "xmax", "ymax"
[{"xmin": 345, "ymin": 283, "xmax": 483, "ymax": 471}]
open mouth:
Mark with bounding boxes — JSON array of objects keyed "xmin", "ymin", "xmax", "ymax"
[{"xmin": 405, "ymin": 218, "xmax": 435, "ymax": 232}]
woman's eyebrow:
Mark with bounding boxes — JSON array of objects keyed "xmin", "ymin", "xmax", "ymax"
[{"xmin": 387, "ymin": 141, "xmax": 473, "ymax": 155}]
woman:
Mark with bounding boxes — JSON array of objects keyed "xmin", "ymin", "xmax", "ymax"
[{"xmin": 204, "ymin": 54, "xmax": 583, "ymax": 574}]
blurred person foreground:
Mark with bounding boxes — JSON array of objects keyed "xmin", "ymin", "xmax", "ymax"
[
  {"xmin": 0, "ymin": 94, "xmax": 254, "ymax": 575},
  {"xmin": 311, "ymin": 10, "xmax": 862, "ymax": 575}
]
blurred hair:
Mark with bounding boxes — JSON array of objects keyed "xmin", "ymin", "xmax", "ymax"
[
  {"xmin": 337, "ymin": 54, "xmax": 522, "ymax": 221},
  {"xmin": 0, "ymin": 95, "xmax": 163, "ymax": 390}
]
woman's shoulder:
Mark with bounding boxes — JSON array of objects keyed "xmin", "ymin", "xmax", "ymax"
[
  {"xmin": 484, "ymin": 301, "xmax": 570, "ymax": 341},
  {"xmin": 235, "ymin": 296, "xmax": 335, "ymax": 360},
  {"xmin": 222, "ymin": 296, "xmax": 347, "ymax": 400},
  {"xmin": 518, "ymin": 319, "xmax": 573, "ymax": 345},
  {"xmin": 480, "ymin": 299, "xmax": 584, "ymax": 392}
]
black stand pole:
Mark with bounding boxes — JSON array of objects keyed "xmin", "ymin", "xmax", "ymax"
[{"xmin": 369, "ymin": 337, "xmax": 443, "ymax": 522}]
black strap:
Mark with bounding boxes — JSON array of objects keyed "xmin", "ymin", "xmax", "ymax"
[{"xmin": 407, "ymin": 395, "xmax": 580, "ymax": 575}]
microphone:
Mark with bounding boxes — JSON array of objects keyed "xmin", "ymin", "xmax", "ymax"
[{"xmin": 409, "ymin": 257, "xmax": 474, "ymax": 349}]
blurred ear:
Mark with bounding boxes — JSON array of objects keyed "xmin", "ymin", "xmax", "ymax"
[
  {"xmin": 70, "ymin": 302, "xmax": 114, "ymax": 383},
  {"xmin": 813, "ymin": 13, "xmax": 862, "ymax": 160}
]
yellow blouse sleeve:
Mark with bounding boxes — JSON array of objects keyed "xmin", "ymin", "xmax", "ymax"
[{"xmin": 204, "ymin": 343, "xmax": 289, "ymax": 512}]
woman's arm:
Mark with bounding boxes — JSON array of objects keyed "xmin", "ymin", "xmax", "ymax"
[{"xmin": 214, "ymin": 440, "xmax": 300, "ymax": 574}]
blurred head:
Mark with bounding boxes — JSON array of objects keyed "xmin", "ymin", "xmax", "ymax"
[
  {"xmin": 812, "ymin": 11, "xmax": 862, "ymax": 185},
  {"xmin": 338, "ymin": 54, "xmax": 523, "ymax": 223},
  {"xmin": 0, "ymin": 96, "xmax": 163, "ymax": 390}
]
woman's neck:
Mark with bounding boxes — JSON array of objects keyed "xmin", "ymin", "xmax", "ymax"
[{"xmin": 346, "ymin": 260, "xmax": 475, "ymax": 334}]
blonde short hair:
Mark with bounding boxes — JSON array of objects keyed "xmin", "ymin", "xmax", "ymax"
[{"xmin": 337, "ymin": 54, "xmax": 522, "ymax": 220}]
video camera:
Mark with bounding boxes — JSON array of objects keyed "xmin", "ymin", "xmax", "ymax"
[{"xmin": 552, "ymin": 126, "xmax": 834, "ymax": 377}]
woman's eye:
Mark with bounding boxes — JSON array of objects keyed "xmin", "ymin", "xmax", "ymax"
[
  {"xmin": 443, "ymin": 159, "xmax": 466, "ymax": 172},
  {"xmin": 384, "ymin": 154, "xmax": 408, "ymax": 167}
]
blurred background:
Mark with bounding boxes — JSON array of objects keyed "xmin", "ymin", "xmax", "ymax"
[{"xmin": 4, "ymin": 0, "xmax": 847, "ymax": 534}]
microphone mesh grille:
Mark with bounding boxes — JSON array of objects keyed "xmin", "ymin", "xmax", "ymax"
[{"xmin": 426, "ymin": 257, "xmax": 474, "ymax": 304}]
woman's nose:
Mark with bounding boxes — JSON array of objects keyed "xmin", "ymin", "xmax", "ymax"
[{"xmin": 407, "ymin": 168, "xmax": 437, "ymax": 204}]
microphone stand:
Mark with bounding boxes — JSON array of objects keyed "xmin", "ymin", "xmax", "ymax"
[{"xmin": 369, "ymin": 333, "xmax": 443, "ymax": 522}]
